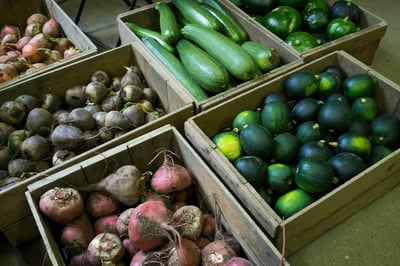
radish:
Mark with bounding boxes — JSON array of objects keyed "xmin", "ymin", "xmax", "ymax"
[
  {"xmin": 167, "ymin": 238, "xmax": 201, "ymax": 266},
  {"xmin": 81, "ymin": 165, "xmax": 143, "ymax": 206},
  {"xmin": 86, "ymin": 232, "xmax": 125, "ymax": 266},
  {"xmin": 225, "ymin": 257, "xmax": 255, "ymax": 266},
  {"xmin": 39, "ymin": 187, "xmax": 84, "ymax": 224},
  {"xmin": 60, "ymin": 213, "xmax": 94, "ymax": 255},
  {"xmin": 94, "ymin": 214, "xmax": 119, "ymax": 235},
  {"xmin": 86, "ymin": 191, "xmax": 120, "ymax": 218},
  {"xmin": 128, "ymin": 200, "xmax": 180, "ymax": 251},
  {"xmin": 150, "ymin": 149, "xmax": 193, "ymax": 194},
  {"xmin": 116, "ymin": 207, "xmax": 134, "ymax": 238},
  {"xmin": 172, "ymin": 205, "xmax": 204, "ymax": 241}
]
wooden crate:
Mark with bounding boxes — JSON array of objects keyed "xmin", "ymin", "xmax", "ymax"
[
  {"xmin": 0, "ymin": 0, "xmax": 97, "ymax": 89},
  {"xmin": 184, "ymin": 50, "xmax": 400, "ymax": 256},
  {"xmin": 25, "ymin": 124, "xmax": 289, "ymax": 266},
  {"xmin": 116, "ymin": 0, "xmax": 303, "ymax": 112},
  {"xmin": 220, "ymin": 0, "xmax": 388, "ymax": 65},
  {"xmin": 0, "ymin": 43, "xmax": 194, "ymax": 246}
]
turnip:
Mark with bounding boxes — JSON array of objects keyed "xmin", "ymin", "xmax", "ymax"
[
  {"xmin": 1, "ymin": 34, "xmax": 18, "ymax": 46},
  {"xmin": 64, "ymin": 47, "xmax": 81, "ymax": 59},
  {"xmin": 128, "ymin": 200, "xmax": 181, "ymax": 251},
  {"xmin": 15, "ymin": 36, "xmax": 31, "ymax": 51},
  {"xmin": 122, "ymin": 104, "xmax": 145, "ymax": 129},
  {"xmin": 104, "ymin": 110, "xmax": 130, "ymax": 131},
  {"xmin": 61, "ymin": 213, "xmax": 95, "ymax": 255},
  {"xmin": 1, "ymin": 25, "xmax": 20, "ymax": 39},
  {"xmin": 172, "ymin": 205, "xmax": 204, "ymax": 241},
  {"xmin": 50, "ymin": 124, "xmax": 85, "ymax": 150},
  {"xmin": 7, "ymin": 129, "xmax": 29, "ymax": 153},
  {"xmin": 24, "ymin": 23, "xmax": 42, "ymax": 37},
  {"xmin": 15, "ymin": 94, "xmax": 40, "ymax": 111},
  {"xmin": 42, "ymin": 17, "xmax": 62, "ymax": 37},
  {"xmin": 53, "ymin": 37, "xmax": 73, "ymax": 55},
  {"xmin": 25, "ymin": 107, "xmax": 53, "ymax": 136},
  {"xmin": 150, "ymin": 149, "xmax": 193, "ymax": 194},
  {"xmin": 86, "ymin": 191, "xmax": 120, "ymax": 218},
  {"xmin": 44, "ymin": 49, "xmax": 62, "ymax": 64},
  {"xmin": 91, "ymin": 70, "xmax": 110, "ymax": 86},
  {"xmin": 8, "ymin": 158, "xmax": 35, "ymax": 177},
  {"xmin": 167, "ymin": 238, "xmax": 201, "ymax": 266},
  {"xmin": 86, "ymin": 232, "xmax": 125, "ymax": 266},
  {"xmin": 52, "ymin": 149, "xmax": 76, "ymax": 166},
  {"xmin": 26, "ymin": 13, "xmax": 49, "ymax": 25},
  {"xmin": 94, "ymin": 214, "xmax": 119, "ymax": 235},
  {"xmin": 39, "ymin": 186, "xmax": 84, "ymax": 224},
  {"xmin": 41, "ymin": 93, "xmax": 62, "ymax": 113},
  {"xmin": 0, "ymin": 100, "xmax": 27, "ymax": 124},
  {"xmin": 20, "ymin": 135, "xmax": 50, "ymax": 161},
  {"xmin": 0, "ymin": 145, "xmax": 13, "ymax": 170},
  {"xmin": 85, "ymin": 81, "xmax": 108, "ymax": 104},
  {"xmin": 67, "ymin": 107, "xmax": 96, "ymax": 131},
  {"xmin": 82, "ymin": 165, "xmax": 143, "ymax": 206},
  {"xmin": 225, "ymin": 257, "xmax": 255, "ymax": 266},
  {"xmin": 116, "ymin": 207, "xmax": 134, "ymax": 238},
  {"xmin": 0, "ymin": 63, "xmax": 18, "ymax": 83}
]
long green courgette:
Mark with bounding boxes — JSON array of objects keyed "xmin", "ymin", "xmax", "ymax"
[{"xmin": 155, "ymin": 1, "xmax": 181, "ymax": 45}]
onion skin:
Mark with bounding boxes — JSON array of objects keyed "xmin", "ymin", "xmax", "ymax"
[{"xmin": 39, "ymin": 187, "xmax": 84, "ymax": 224}]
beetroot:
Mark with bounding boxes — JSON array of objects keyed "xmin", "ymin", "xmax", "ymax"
[
  {"xmin": 42, "ymin": 17, "xmax": 62, "ymax": 37},
  {"xmin": 150, "ymin": 149, "xmax": 193, "ymax": 194},
  {"xmin": 167, "ymin": 238, "xmax": 201, "ymax": 266},
  {"xmin": 122, "ymin": 238, "xmax": 140, "ymax": 259},
  {"xmin": 202, "ymin": 213, "xmax": 216, "ymax": 239},
  {"xmin": 116, "ymin": 207, "xmax": 134, "ymax": 238},
  {"xmin": 128, "ymin": 200, "xmax": 180, "ymax": 251},
  {"xmin": 39, "ymin": 187, "xmax": 84, "ymax": 224},
  {"xmin": 94, "ymin": 214, "xmax": 119, "ymax": 235},
  {"xmin": 172, "ymin": 205, "xmax": 204, "ymax": 241},
  {"xmin": 225, "ymin": 257, "xmax": 255, "ymax": 266},
  {"xmin": 86, "ymin": 191, "xmax": 119, "ymax": 218},
  {"xmin": 201, "ymin": 239, "xmax": 236, "ymax": 266},
  {"xmin": 61, "ymin": 214, "xmax": 95, "ymax": 255},
  {"xmin": 87, "ymin": 232, "xmax": 125, "ymax": 266}
]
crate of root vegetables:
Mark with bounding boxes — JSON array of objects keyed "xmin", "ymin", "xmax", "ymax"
[
  {"xmin": 0, "ymin": 43, "xmax": 193, "ymax": 246},
  {"xmin": 0, "ymin": 0, "xmax": 97, "ymax": 89},
  {"xmin": 117, "ymin": 0, "xmax": 303, "ymax": 112},
  {"xmin": 25, "ymin": 124, "xmax": 288, "ymax": 266},
  {"xmin": 220, "ymin": 0, "xmax": 388, "ymax": 64},
  {"xmin": 184, "ymin": 50, "xmax": 400, "ymax": 256}
]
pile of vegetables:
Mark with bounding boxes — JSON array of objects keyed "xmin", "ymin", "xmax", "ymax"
[
  {"xmin": 0, "ymin": 11, "xmax": 81, "ymax": 84},
  {"xmin": 212, "ymin": 64, "xmax": 400, "ymax": 218},
  {"xmin": 0, "ymin": 66, "xmax": 165, "ymax": 191},
  {"xmin": 232, "ymin": 0, "xmax": 363, "ymax": 52},
  {"xmin": 124, "ymin": 0, "xmax": 283, "ymax": 101},
  {"xmin": 38, "ymin": 150, "xmax": 254, "ymax": 265}
]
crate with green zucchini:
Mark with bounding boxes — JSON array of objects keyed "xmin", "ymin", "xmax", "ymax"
[
  {"xmin": 117, "ymin": 0, "xmax": 303, "ymax": 112},
  {"xmin": 184, "ymin": 50, "xmax": 400, "ymax": 256},
  {"xmin": 222, "ymin": 0, "xmax": 388, "ymax": 64}
]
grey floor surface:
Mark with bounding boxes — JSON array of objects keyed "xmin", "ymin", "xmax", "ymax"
[{"xmin": 0, "ymin": 0, "xmax": 399, "ymax": 265}]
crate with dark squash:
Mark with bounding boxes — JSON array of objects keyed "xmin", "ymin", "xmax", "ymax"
[
  {"xmin": 184, "ymin": 50, "xmax": 400, "ymax": 256},
  {"xmin": 221, "ymin": 0, "xmax": 388, "ymax": 64},
  {"xmin": 0, "ymin": 43, "xmax": 193, "ymax": 247},
  {"xmin": 0, "ymin": 0, "xmax": 97, "ymax": 89},
  {"xmin": 25, "ymin": 124, "xmax": 289, "ymax": 266},
  {"xmin": 116, "ymin": 0, "xmax": 303, "ymax": 112}
]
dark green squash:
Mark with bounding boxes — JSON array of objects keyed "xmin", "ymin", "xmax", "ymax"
[{"xmin": 295, "ymin": 157, "xmax": 335, "ymax": 193}]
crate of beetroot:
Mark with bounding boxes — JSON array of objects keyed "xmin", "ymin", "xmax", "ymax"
[
  {"xmin": 221, "ymin": 0, "xmax": 388, "ymax": 64},
  {"xmin": 0, "ymin": 43, "xmax": 193, "ymax": 246},
  {"xmin": 25, "ymin": 124, "xmax": 288, "ymax": 266},
  {"xmin": 184, "ymin": 50, "xmax": 400, "ymax": 256},
  {"xmin": 0, "ymin": 0, "xmax": 97, "ymax": 89},
  {"xmin": 117, "ymin": 0, "xmax": 303, "ymax": 112}
]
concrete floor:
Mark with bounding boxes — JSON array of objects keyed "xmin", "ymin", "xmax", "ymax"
[{"xmin": 0, "ymin": 0, "xmax": 399, "ymax": 265}]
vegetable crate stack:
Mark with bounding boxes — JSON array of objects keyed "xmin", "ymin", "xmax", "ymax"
[
  {"xmin": 116, "ymin": 0, "xmax": 303, "ymax": 112},
  {"xmin": 221, "ymin": 0, "xmax": 388, "ymax": 64},
  {"xmin": 184, "ymin": 50, "xmax": 400, "ymax": 257},
  {"xmin": 0, "ymin": 43, "xmax": 194, "ymax": 246},
  {"xmin": 25, "ymin": 124, "xmax": 289, "ymax": 266},
  {"xmin": 0, "ymin": 0, "xmax": 97, "ymax": 89}
]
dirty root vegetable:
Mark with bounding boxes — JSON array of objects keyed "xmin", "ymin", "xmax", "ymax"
[
  {"xmin": 0, "ymin": 145, "xmax": 13, "ymax": 170},
  {"xmin": 150, "ymin": 149, "xmax": 193, "ymax": 194},
  {"xmin": 15, "ymin": 94, "xmax": 40, "ymax": 111},
  {"xmin": 52, "ymin": 149, "xmax": 76, "ymax": 165},
  {"xmin": 94, "ymin": 214, "xmax": 119, "ymax": 235},
  {"xmin": 225, "ymin": 257, "xmax": 255, "ymax": 266},
  {"xmin": 120, "ymin": 66, "xmax": 144, "ymax": 89},
  {"xmin": 7, "ymin": 129, "xmax": 29, "ymax": 153},
  {"xmin": 128, "ymin": 200, "xmax": 180, "ymax": 251},
  {"xmin": 25, "ymin": 107, "xmax": 53, "ymax": 136},
  {"xmin": 7, "ymin": 158, "xmax": 35, "ymax": 177},
  {"xmin": 0, "ymin": 122, "xmax": 16, "ymax": 144},
  {"xmin": 50, "ymin": 124, "xmax": 85, "ymax": 150},
  {"xmin": 172, "ymin": 205, "xmax": 204, "ymax": 241},
  {"xmin": 201, "ymin": 239, "xmax": 236, "ymax": 266},
  {"xmin": 42, "ymin": 17, "xmax": 62, "ymax": 37},
  {"xmin": 61, "ymin": 214, "xmax": 95, "ymax": 255},
  {"xmin": 0, "ymin": 63, "xmax": 18, "ymax": 83},
  {"xmin": 39, "ymin": 187, "xmax": 84, "ymax": 224},
  {"xmin": 82, "ymin": 165, "xmax": 142, "ymax": 206},
  {"xmin": 85, "ymin": 81, "xmax": 108, "ymax": 104},
  {"xmin": 202, "ymin": 213, "xmax": 216, "ymax": 239},
  {"xmin": 86, "ymin": 232, "xmax": 125, "ymax": 266},
  {"xmin": 0, "ymin": 100, "xmax": 27, "ymax": 124},
  {"xmin": 167, "ymin": 238, "xmax": 201, "ymax": 266},
  {"xmin": 117, "ymin": 207, "xmax": 134, "ymax": 238},
  {"xmin": 20, "ymin": 135, "xmax": 50, "ymax": 161},
  {"xmin": 86, "ymin": 191, "xmax": 120, "ymax": 218},
  {"xmin": 68, "ymin": 107, "xmax": 96, "ymax": 131}
]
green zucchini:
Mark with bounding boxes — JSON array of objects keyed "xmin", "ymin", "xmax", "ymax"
[
  {"xmin": 241, "ymin": 41, "xmax": 281, "ymax": 73},
  {"xmin": 199, "ymin": 3, "xmax": 246, "ymax": 43},
  {"xmin": 197, "ymin": 0, "xmax": 248, "ymax": 42},
  {"xmin": 155, "ymin": 2, "xmax": 181, "ymax": 45},
  {"xmin": 172, "ymin": 0, "xmax": 223, "ymax": 31},
  {"xmin": 124, "ymin": 22, "xmax": 175, "ymax": 53},
  {"xmin": 176, "ymin": 39, "xmax": 230, "ymax": 93},
  {"xmin": 181, "ymin": 23, "xmax": 258, "ymax": 81},
  {"xmin": 142, "ymin": 37, "xmax": 209, "ymax": 101}
]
